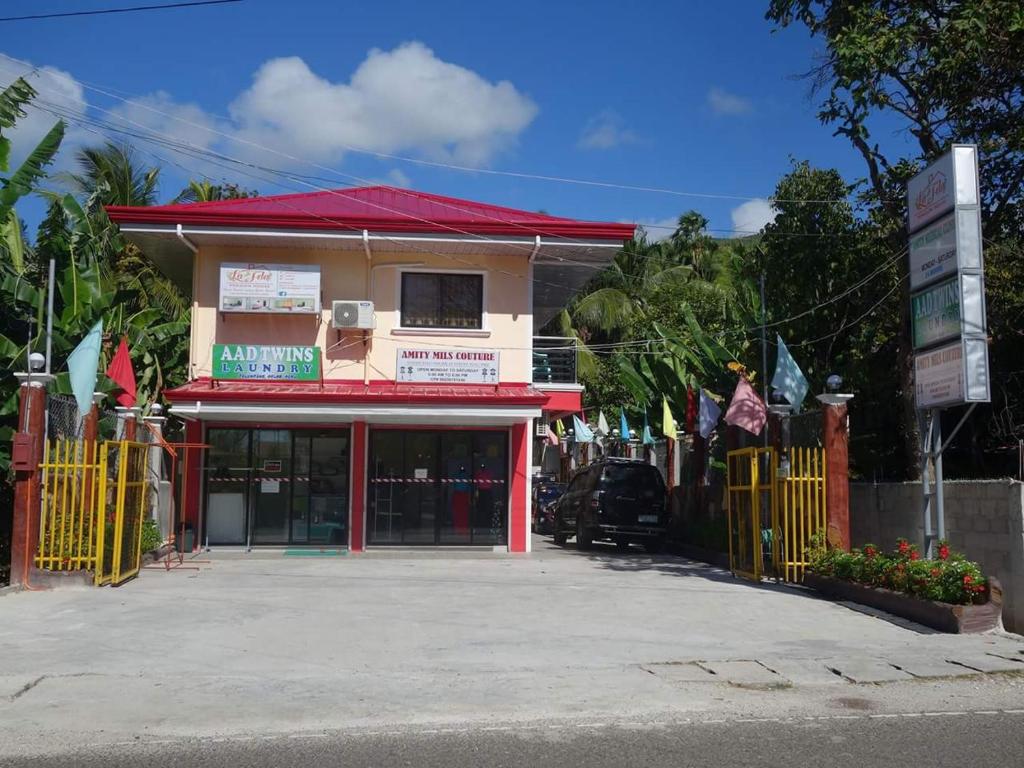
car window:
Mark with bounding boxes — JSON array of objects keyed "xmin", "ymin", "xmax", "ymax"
[{"xmin": 598, "ymin": 464, "xmax": 665, "ymax": 496}]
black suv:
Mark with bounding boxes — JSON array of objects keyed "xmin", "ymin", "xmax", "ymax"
[{"xmin": 552, "ymin": 458, "xmax": 668, "ymax": 552}]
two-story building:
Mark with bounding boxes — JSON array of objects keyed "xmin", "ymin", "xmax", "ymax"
[{"xmin": 107, "ymin": 186, "xmax": 633, "ymax": 552}]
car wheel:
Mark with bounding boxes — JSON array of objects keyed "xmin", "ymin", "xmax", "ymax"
[
  {"xmin": 576, "ymin": 517, "xmax": 593, "ymax": 550},
  {"xmin": 553, "ymin": 528, "xmax": 568, "ymax": 547},
  {"xmin": 644, "ymin": 538, "xmax": 664, "ymax": 554}
]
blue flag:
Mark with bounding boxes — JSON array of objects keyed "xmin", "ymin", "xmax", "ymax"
[
  {"xmin": 67, "ymin": 320, "xmax": 103, "ymax": 417},
  {"xmin": 619, "ymin": 409, "xmax": 630, "ymax": 442},
  {"xmin": 642, "ymin": 411, "xmax": 655, "ymax": 445},
  {"xmin": 771, "ymin": 334, "xmax": 810, "ymax": 413},
  {"xmin": 572, "ymin": 414, "xmax": 594, "ymax": 443}
]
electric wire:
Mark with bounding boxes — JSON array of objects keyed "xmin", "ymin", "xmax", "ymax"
[
  {"xmin": 0, "ymin": 50, "xmax": 887, "ymax": 206},
  {"xmin": 0, "ymin": 1, "xmax": 243, "ymax": 23}
]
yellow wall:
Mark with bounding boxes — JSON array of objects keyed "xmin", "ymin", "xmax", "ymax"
[{"xmin": 190, "ymin": 245, "xmax": 533, "ymax": 383}]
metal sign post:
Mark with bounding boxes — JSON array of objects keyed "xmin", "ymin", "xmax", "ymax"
[{"xmin": 907, "ymin": 145, "xmax": 990, "ymax": 556}]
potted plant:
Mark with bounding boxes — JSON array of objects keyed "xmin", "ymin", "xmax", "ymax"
[{"xmin": 803, "ymin": 536, "xmax": 1002, "ymax": 633}]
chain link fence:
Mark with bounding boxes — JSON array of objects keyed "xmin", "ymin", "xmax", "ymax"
[{"xmin": 45, "ymin": 393, "xmax": 118, "ymax": 441}]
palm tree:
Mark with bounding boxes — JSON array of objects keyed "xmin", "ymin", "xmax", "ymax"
[
  {"xmin": 66, "ymin": 142, "xmax": 160, "ymax": 207},
  {"xmin": 173, "ymin": 179, "xmax": 258, "ymax": 204},
  {"xmin": 570, "ymin": 232, "xmax": 692, "ymax": 338}
]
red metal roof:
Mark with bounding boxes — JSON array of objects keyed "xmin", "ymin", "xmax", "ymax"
[
  {"xmin": 106, "ymin": 185, "xmax": 635, "ymax": 241},
  {"xmin": 164, "ymin": 378, "xmax": 549, "ymax": 407}
]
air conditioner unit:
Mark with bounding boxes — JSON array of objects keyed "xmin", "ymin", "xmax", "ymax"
[
  {"xmin": 331, "ymin": 300, "xmax": 375, "ymax": 330},
  {"xmin": 535, "ymin": 419, "xmax": 549, "ymax": 438}
]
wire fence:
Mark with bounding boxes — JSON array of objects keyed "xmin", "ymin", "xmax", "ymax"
[
  {"xmin": 46, "ymin": 394, "xmax": 119, "ymax": 441},
  {"xmin": 47, "ymin": 394, "xmax": 83, "ymax": 440}
]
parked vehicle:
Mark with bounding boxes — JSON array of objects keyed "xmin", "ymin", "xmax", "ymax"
[
  {"xmin": 552, "ymin": 458, "xmax": 667, "ymax": 552},
  {"xmin": 532, "ymin": 481, "xmax": 566, "ymax": 534}
]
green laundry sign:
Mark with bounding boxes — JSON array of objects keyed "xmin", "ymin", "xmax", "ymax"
[
  {"xmin": 911, "ymin": 278, "xmax": 961, "ymax": 350},
  {"xmin": 213, "ymin": 344, "xmax": 320, "ymax": 381}
]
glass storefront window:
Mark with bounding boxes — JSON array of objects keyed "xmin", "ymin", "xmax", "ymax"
[{"xmin": 368, "ymin": 429, "xmax": 508, "ymax": 545}]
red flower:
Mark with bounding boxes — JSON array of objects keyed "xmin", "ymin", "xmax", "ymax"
[
  {"xmin": 897, "ymin": 540, "xmax": 910, "ymax": 554},
  {"xmin": 930, "ymin": 568, "xmax": 941, "ymax": 577},
  {"xmin": 864, "ymin": 545, "xmax": 877, "ymax": 558},
  {"xmin": 963, "ymin": 575, "xmax": 973, "ymax": 585},
  {"xmin": 938, "ymin": 545, "xmax": 950, "ymax": 561},
  {"xmin": 909, "ymin": 550, "xmax": 920, "ymax": 561}
]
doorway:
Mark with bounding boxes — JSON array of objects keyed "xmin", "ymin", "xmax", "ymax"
[
  {"xmin": 368, "ymin": 429, "xmax": 508, "ymax": 545},
  {"xmin": 204, "ymin": 427, "xmax": 350, "ymax": 546}
]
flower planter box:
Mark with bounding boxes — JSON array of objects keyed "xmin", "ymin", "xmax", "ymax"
[{"xmin": 803, "ymin": 572, "xmax": 1003, "ymax": 634}]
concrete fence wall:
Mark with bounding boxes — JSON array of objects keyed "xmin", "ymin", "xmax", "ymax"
[{"xmin": 850, "ymin": 480, "xmax": 1024, "ymax": 633}]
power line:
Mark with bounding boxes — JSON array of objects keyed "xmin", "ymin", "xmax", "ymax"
[
  {"xmin": 10, "ymin": 64, "xmax": 908, "ymax": 357},
  {"xmin": 0, "ymin": 1, "xmax": 243, "ymax": 22},
  {"xmin": 0, "ymin": 50, "xmax": 882, "ymax": 206}
]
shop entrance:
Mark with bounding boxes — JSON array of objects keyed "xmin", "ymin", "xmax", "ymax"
[
  {"xmin": 204, "ymin": 427, "xmax": 350, "ymax": 547},
  {"xmin": 368, "ymin": 429, "xmax": 508, "ymax": 546}
]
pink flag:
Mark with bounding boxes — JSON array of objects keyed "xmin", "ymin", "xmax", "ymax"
[
  {"xmin": 546, "ymin": 426, "xmax": 559, "ymax": 446},
  {"xmin": 724, "ymin": 378, "xmax": 767, "ymax": 436}
]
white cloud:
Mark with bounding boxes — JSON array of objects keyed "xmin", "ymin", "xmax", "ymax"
[
  {"xmin": 228, "ymin": 43, "xmax": 538, "ymax": 167},
  {"xmin": 577, "ymin": 110, "xmax": 638, "ymax": 150},
  {"xmin": 108, "ymin": 91, "xmax": 222, "ymax": 152},
  {"xmin": 730, "ymin": 198, "xmax": 776, "ymax": 236},
  {"xmin": 0, "ymin": 42, "xmax": 537, "ymax": 195},
  {"xmin": 366, "ymin": 168, "xmax": 412, "ymax": 188},
  {"xmin": 707, "ymin": 86, "xmax": 752, "ymax": 116},
  {"xmin": 629, "ymin": 216, "xmax": 678, "ymax": 242}
]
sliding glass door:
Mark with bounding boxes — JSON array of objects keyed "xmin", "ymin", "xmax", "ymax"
[
  {"xmin": 368, "ymin": 429, "xmax": 508, "ymax": 545},
  {"xmin": 204, "ymin": 427, "xmax": 349, "ymax": 546}
]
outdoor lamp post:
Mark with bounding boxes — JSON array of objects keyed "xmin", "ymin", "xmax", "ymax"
[{"xmin": 768, "ymin": 389, "xmax": 793, "ymax": 478}]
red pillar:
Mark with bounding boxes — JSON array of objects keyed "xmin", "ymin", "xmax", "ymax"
[
  {"xmin": 349, "ymin": 421, "xmax": 366, "ymax": 553},
  {"xmin": 822, "ymin": 402, "xmax": 851, "ymax": 550},
  {"xmin": 10, "ymin": 377, "xmax": 48, "ymax": 588},
  {"xmin": 183, "ymin": 420, "xmax": 203, "ymax": 548},
  {"xmin": 510, "ymin": 422, "xmax": 529, "ymax": 553}
]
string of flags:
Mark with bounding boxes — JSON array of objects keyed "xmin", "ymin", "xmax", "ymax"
[{"xmin": 548, "ymin": 334, "xmax": 811, "ymax": 443}]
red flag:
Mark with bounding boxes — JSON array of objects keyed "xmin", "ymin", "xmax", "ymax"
[
  {"xmin": 106, "ymin": 337, "xmax": 137, "ymax": 407},
  {"xmin": 685, "ymin": 387, "xmax": 698, "ymax": 434}
]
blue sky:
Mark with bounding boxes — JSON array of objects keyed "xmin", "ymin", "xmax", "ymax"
[{"xmin": 2, "ymin": 0, "xmax": 918, "ymax": 238}]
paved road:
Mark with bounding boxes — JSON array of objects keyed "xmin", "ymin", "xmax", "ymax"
[
  {"xmin": 2, "ymin": 535, "xmax": 1022, "ymax": 757},
  {"xmin": 7, "ymin": 710, "xmax": 1024, "ymax": 767}
]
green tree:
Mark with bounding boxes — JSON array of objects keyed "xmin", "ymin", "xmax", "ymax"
[
  {"xmin": 758, "ymin": 160, "xmax": 904, "ymax": 475},
  {"xmin": 65, "ymin": 142, "xmax": 160, "ymax": 207},
  {"xmin": 173, "ymin": 179, "xmax": 258, "ymax": 203},
  {"xmin": 766, "ymin": 0, "xmax": 1024, "ymax": 477}
]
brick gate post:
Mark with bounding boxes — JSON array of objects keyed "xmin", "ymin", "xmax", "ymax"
[
  {"xmin": 818, "ymin": 394, "xmax": 854, "ymax": 550},
  {"xmin": 10, "ymin": 372, "xmax": 53, "ymax": 588}
]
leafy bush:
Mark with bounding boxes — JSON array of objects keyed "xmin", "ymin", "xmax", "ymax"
[
  {"xmin": 140, "ymin": 518, "xmax": 163, "ymax": 554},
  {"xmin": 808, "ymin": 536, "xmax": 987, "ymax": 606}
]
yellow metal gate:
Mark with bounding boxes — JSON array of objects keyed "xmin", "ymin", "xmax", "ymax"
[
  {"xmin": 772, "ymin": 447, "xmax": 827, "ymax": 583},
  {"xmin": 726, "ymin": 447, "xmax": 775, "ymax": 581},
  {"xmin": 726, "ymin": 446, "xmax": 826, "ymax": 583},
  {"xmin": 37, "ymin": 439, "xmax": 151, "ymax": 586}
]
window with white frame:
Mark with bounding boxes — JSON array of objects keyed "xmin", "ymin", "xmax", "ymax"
[{"xmin": 400, "ymin": 272, "xmax": 484, "ymax": 329}]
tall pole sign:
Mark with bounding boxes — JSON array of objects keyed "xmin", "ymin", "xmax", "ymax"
[{"xmin": 907, "ymin": 144, "xmax": 990, "ymax": 555}]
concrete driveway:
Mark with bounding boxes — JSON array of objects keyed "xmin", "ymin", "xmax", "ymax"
[{"xmin": 1, "ymin": 535, "xmax": 1022, "ymax": 754}]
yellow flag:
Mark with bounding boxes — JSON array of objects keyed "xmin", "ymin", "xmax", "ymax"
[
  {"xmin": 662, "ymin": 397, "xmax": 678, "ymax": 440},
  {"xmin": 554, "ymin": 419, "xmax": 565, "ymax": 438}
]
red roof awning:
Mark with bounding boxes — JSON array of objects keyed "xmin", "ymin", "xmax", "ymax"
[
  {"xmin": 107, "ymin": 185, "xmax": 636, "ymax": 241},
  {"xmin": 165, "ymin": 379, "xmax": 549, "ymax": 407}
]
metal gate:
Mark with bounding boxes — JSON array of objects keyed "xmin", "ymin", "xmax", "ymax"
[
  {"xmin": 726, "ymin": 446, "xmax": 826, "ymax": 583},
  {"xmin": 726, "ymin": 447, "xmax": 775, "ymax": 581},
  {"xmin": 37, "ymin": 439, "xmax": 150, "ymax": 586}
]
